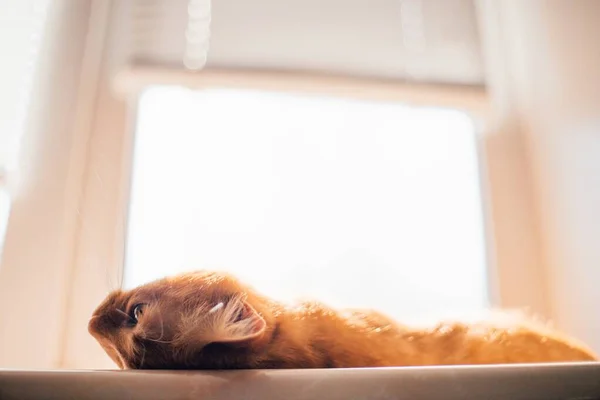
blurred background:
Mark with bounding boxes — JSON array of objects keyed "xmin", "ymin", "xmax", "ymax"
[{"xmin": 0, "ymin": 0, "xmax": 599, "ymax": 369}]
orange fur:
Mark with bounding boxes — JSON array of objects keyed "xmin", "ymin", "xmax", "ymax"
[{"xmin": 88, "ymin": 270, "xmax": 597, "ymax": 369}]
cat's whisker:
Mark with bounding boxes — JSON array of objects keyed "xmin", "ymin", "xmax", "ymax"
[
  {"xmin": 114, "ymin": 308, "xmax": 128, "ymax": 318},
  {"xmin": 137, "ymin": 323, "xmax": 173, "ymax": 344},
  {"xmin": 143, "ymin": 337, "xmax": 174, "ymax": 344},
  {"xmin": 117, "ymin": 263, "xmax": 124, "ymax": 290},
  {"xmin": 115, "ymin": 308, "xmax": 136, "ymax": 324},
  {"xmin": 152, "ymin": 293, "xmax": 165, "ymax": 342},
  {"xmin": 104, "ymin": 261, "xmax": 114, "ymax": 292},
  {"xmin": 118, "ymin": 211, "xmax": 127, "ymax": 290},
  {"xmin": 138, "ymin": 341, "xmax": 146, "ymax": 369}
]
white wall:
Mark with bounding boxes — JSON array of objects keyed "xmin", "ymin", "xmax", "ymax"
[
  {"xmin": 477, "ymin": 0, "xmax": 600, "ymax": 350},
  {"xmin": 0, "ymin": 0, "xmax": 93, "ymax": 368}
]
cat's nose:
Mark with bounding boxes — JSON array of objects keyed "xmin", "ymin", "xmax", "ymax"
[
  {"xmin": 88, "ymin": 315, "xmax": 111, "ymax": 338},
  {"xmin": 88, "ymin": 316, "xmax": 99, "ymax": 334}
]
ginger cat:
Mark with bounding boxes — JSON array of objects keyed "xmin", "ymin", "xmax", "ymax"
[{"xmin": 88, "ymin": 270, "xmax": 597, "ymax": 369}]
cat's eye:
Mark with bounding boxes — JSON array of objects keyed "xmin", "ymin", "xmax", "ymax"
[{"xmin": 130, "ymin": 303, "xmax": 145, "ymax": 322}]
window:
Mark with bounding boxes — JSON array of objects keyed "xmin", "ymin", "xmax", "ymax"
[{"xmin": 124, "ymin": 85, "xmax": 488, "ymax": 322}]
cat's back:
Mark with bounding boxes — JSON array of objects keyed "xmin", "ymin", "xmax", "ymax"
[
  {"xmin": 389, "ymin": 316, "xmax": 598, "ymax": 365},
  {"xmin": 279, "ymin": 304, "xmax": 597, "ymax": 367},
  {"xmin": 302, "ymin": 304, "xmax": 425, "ymax": 367}
]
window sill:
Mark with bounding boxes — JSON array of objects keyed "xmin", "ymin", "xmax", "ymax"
[{"xmin": 1, "ymin": 362, "xmax": 599, "ymax": 400}]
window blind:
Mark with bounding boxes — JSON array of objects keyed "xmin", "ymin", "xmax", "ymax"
[{"xmin": 121, "ymin": 0, "xmax": 483, "ymax": 85}]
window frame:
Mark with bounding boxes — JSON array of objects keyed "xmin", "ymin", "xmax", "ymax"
[{"xmin": 62, "ymin": 67, "xmax": 548, "ymax": 369}]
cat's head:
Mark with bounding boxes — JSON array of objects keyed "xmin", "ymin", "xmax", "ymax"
[{"xmin": 88, "ymin": 270, "xmax": 275, "ymax": 369}]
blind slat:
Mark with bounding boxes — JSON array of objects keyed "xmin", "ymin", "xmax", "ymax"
[{"xmin": 122, "ymin": 0, "xmax": 482, "ymax": 85}]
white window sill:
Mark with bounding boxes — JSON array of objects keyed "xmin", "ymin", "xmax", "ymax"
[{"xmin": 1, "ymin": 362, "xmax": 599, "ymax": 400}]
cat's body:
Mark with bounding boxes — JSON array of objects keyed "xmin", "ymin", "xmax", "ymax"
[
  {"xmin": 260, "ymin": 305, "xmax": 597, "ymax": 368},
  {"xmin": 88, "ymin": 271, "xmax": 597, "ymax": 369},
  {"xmin": 243, "ymin": 305, "xmax": 596, "ymax": 368}
]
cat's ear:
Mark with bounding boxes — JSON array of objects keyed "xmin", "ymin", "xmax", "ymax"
[{"xmin": 206, "ymin": 298, "xmax": 267, "ymax": 344}]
